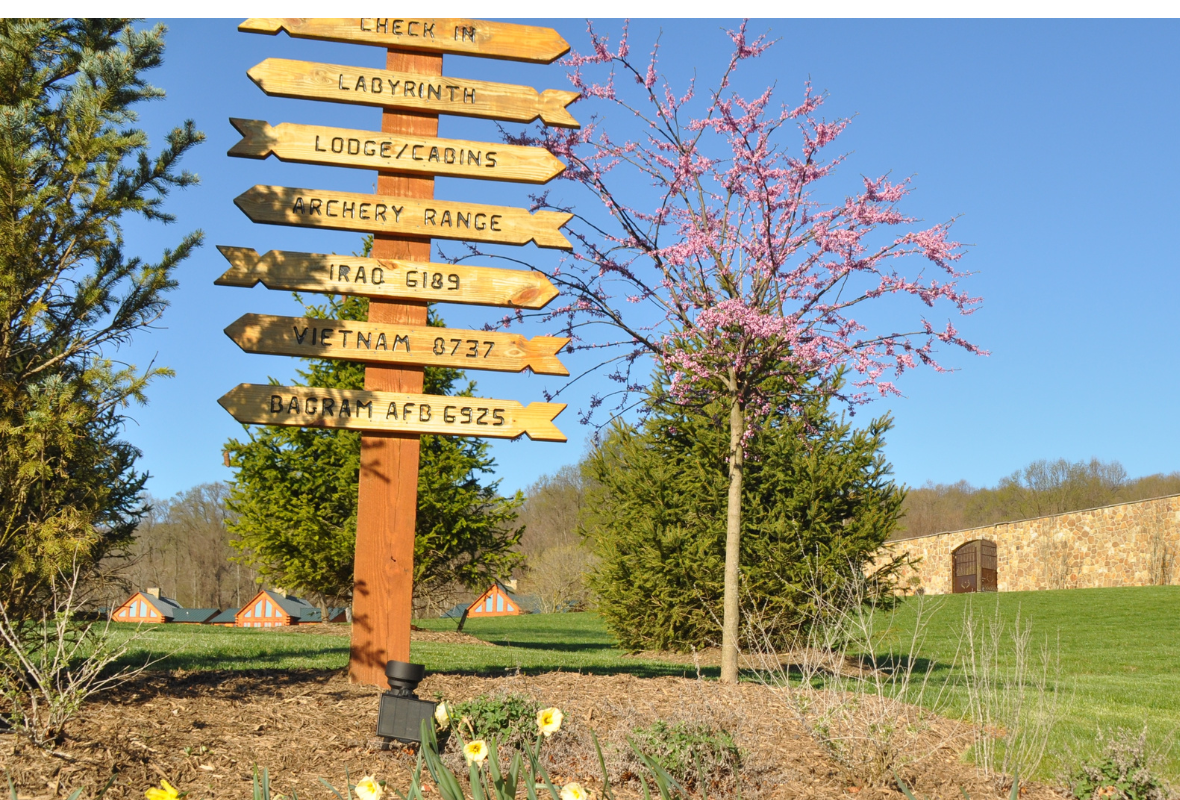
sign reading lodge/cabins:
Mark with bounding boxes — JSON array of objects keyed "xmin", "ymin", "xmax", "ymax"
[
  {"xmin": 228, "ymin": 119, "xmax": 566, "ymax": 183},
  {"xmin": 219, "ymin": 16, "xmax": 577, "ymax": 688}
]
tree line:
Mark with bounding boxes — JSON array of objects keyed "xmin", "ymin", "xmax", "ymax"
[
  {"xmin": 99, "ymin": 483, "xmax": 259, "ymax": 612},
  {"xmin": 896, "ymin": 458, "xmax": 1180, "ymax": 540}
]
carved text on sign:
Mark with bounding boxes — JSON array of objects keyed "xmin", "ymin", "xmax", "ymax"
[
  {"xmin": 215, "ymin": 247, "xmax": 558, "ymax": 309},
  {"xmin": 227, "ymin": 119, "xmax": 565, "ymax": 184},
  {"xmin": 247, "ymin": 58, "xmax": 580, "ymax": 128},
  {"xmin": 219, "ymin": 384, "xmax": 568, "ymax": 442},
  {"xmin": 234, "ymin": 186, "xmax": 573, "ymax": 249},
  {"xmin": 225, "ymin": 313, "xmax": 570, "ymax": 375},
  {"xmin": 239, "ymin": 18, "xmax": 571, "ymax": 64}
]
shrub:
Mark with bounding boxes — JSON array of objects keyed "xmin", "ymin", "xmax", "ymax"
[
  {"xmin": 448, "ymin": 693, "xmax": 539, "ymax": 751},
  {"xmin": 584, "ymin": 381, "xmax": 906, "ymax": 653},
  {"xmin": 1070, "ymin": 728, "xmax": 1173, "ymax": 800},
  {"xmin": 627, "ymin": 720, "xmax": 742, "ymax": 790},
  {"xmin": 0, "ymin": 567, "xmax": 152, "ymax": 747}
]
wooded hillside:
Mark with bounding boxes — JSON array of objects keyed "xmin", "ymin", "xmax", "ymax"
[{"xmin": 896, "ymin": 458, "xmax": 1180, "ymax": 539}]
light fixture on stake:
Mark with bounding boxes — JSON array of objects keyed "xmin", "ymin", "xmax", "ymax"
[{"xmin": 375, "ymin": 660, "xmax": 436, "ymax": 744}]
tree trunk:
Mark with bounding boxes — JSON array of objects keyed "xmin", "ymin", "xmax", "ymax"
[{"xmin": 721, "ymin": 395, "xmax": 745, "ymax": 684}]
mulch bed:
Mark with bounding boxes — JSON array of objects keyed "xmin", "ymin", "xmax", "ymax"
[{"xmin": 2, "ymin": 669, "xmax": 1066, "ymax": 800}]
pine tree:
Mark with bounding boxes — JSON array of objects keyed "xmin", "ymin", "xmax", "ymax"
[
  {"xmin": 584, "ymin": 379, "xmax": 906, "ymax": 652},
  {"xmin": 0, "ymin": 19, "xmax": 203, "ymax": 618},
  {"xmin": 224, "ymin": 293, "xmax": 523, "ymax": 614}
]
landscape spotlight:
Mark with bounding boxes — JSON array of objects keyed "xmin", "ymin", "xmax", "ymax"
[{"xmin": 375, "ymin": 660, "xmax": 436, "ymax": 744}]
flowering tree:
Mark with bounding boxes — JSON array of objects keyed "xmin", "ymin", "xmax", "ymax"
[{"xmin": 470, "ymin": 22, "xmax": 983, "ymax": 683}]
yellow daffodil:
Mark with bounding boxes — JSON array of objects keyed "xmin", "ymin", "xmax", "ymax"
[
  {"xmin": 354, "ymin": 775, "xmax": 384, "ymax": 800},
  {"xmin": 537, "ymin": 707, "xmax": 563, "ymax": 737},
  {"xmin": 144, "ymin": 779, "xmax": 180, "ymax": 800},
  {"xmin": 560, "ymin": 782, "xmax": 588, "ymax": 800},
  {"xmin": 434, "ymin": 702, "xmax": 450, "ymax": 728},
  {"xmin": 464, "ymin": 739, "xmax": 489, "ymax": 765}
]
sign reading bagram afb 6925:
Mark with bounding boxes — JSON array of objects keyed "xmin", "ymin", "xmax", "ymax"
[{"xmin": 219, "ymin": 384, "xmax": 567, "ymax": 442}]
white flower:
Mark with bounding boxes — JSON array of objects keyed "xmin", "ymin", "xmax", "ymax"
[
  {"xmin": 354, "ymin": 775, "xmax": 384, "ymax": 800},
  {"xmin": 537, "ymin": 707, "xmax": 563, "ymax": 737},
  {"xmin": 434, "ymin": 702, "xmax": 450, "ymax": 728},
  {"xmin": 464, "ymin": 740, "xmax": 489, "ymax": 765},
  {"xmin": 560, "ymin": 782, "xmax": 588, "ymax": 800}
]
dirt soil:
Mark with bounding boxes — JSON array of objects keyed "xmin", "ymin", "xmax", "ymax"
[{"xmin": 2, "ymin": 670, "xmax": 1066, "ymax": 800}]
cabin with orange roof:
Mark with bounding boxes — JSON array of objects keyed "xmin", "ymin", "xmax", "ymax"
[
  {"xmin": 110, "ymin": 588, "xmax": 181, "ymax": 623},
  {"xmin": 235, "ymin": 588, "xmax": 348, "ymax": 627},
  {"xmin": 463, "ymin": 581, "xmax": 540, "ymax": 618}
]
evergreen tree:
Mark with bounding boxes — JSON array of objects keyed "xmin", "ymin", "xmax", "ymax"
[
  {"xmin": 224, "ymin": 293, "xmax": 523, "ymax": 613},
  {"xmin": 0, "ymin": 19, "xmax": 203, "ymax": 618},
  {"xmin": 584, "ymin": 380, "xmax": 906, "ymax": 652}
]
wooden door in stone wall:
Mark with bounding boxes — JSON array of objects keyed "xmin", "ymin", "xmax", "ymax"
[
  {"xmin": 952, "ymin": 539, "xmax": 998, "ymax": 593},
  {"xmin": 980, "ymin": 539, "xmax": 998, "ymax": 591}
]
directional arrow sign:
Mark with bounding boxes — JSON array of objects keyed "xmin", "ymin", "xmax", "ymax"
[
  {"xmin": 239, "ymin": 18, "xmax": 571, "ymax": 65},
  {"xmin": 247, "ymin": 58, "xmax": 580, "ymax": 128},
  {"xmin": 219, "ymin": 383, "xmax": 567, "ymax": 442},
  {"xmin": 228, "ymin": 118, "xmax": 565, "ymax": 184},
  {"xmin": 225, "ymin": 313, "xmax": 570, "ymax": 376},
  {"xmin": 216, "ymin": 246, "xmax": 559, "ymax": 309},
  {"xmin": 234, "ymin": 185, "xmax": 573, "ymax": 250}
]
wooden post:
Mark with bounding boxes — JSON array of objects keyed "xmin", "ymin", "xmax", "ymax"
[{"xmin": 349, "ymin": 47, "xmax": 441, "ymax": 687}]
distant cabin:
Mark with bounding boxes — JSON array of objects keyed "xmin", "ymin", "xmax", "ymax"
[
  {"xmin": 111, "ymin": 588, "xmax": 181, "ymax": 623},
  {"xmin": 172, "ymin": 608, "xmax": 220, "ymax": 624},
  {"xmin": 234, "ymin": 589, "xmax": 347, "ymax": 627},
  {"xmin": 208, "ymin": 608, "xmax": 239, "ymax": 626},
  {"xmin": 463, "ymin": 581, "xmax": 540, "ymax": 618}
]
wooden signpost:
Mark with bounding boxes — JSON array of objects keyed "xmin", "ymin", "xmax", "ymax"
[
  {"xmin": 217, "ymin": 18, "xmax": 575, "ymax": 687},
  {"xmin": 216, "ymin": 247, "xmax": 559, "ymax": 308}
]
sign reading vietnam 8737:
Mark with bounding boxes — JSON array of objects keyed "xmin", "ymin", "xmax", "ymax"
[{"xmin": 224, "ymin": 313, "xmax": 570, "ymax": 376}]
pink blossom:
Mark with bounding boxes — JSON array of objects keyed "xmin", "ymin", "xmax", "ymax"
[{"xmin": 450, "ymin": 21, "xmax": 984, "ymax": 444}]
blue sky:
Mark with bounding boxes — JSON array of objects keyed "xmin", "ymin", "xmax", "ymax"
[{"xmin": 116, "ymin": 18, "xmax": 1180, "ymax": 500}]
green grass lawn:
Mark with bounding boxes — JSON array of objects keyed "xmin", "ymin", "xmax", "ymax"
[
  {"xmin": 873, "ymin": 586, "xmax": 1180, "ymax": 782},
  {"xmin": 109, "ymin": 586, "xmax": 1180, "ymax": 782},
  {"xmin": 110, "ymin": 612, "xmax": 710, "ymax": 678}
]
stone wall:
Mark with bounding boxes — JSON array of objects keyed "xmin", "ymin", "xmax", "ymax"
[{"xmin": 884, "ymin": 494, "xmax": 1180, "ymax": 594}]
